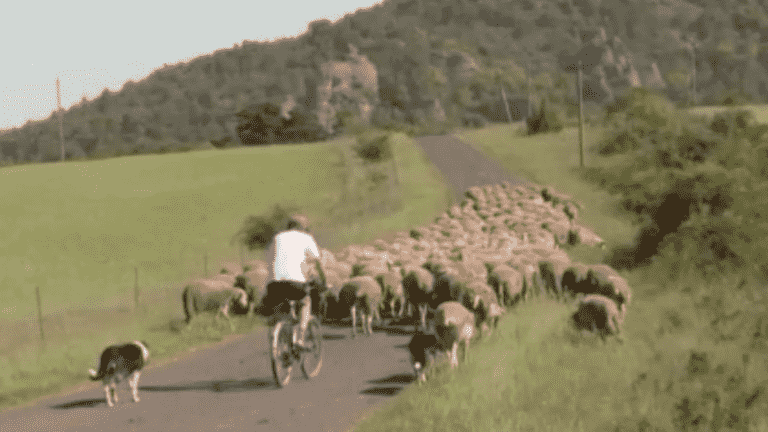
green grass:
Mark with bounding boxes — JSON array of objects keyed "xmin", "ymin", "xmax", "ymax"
[
  {"xmin": 356, "ymin": 273, "xmax": 768, "ymax": 431},
  {"xmin": 0, "ymin": 132, "xmax": 453, "ymax": 411},
  {"xmin": 687, "ymin": 104, "xmax": 768, "ymax": 124}
]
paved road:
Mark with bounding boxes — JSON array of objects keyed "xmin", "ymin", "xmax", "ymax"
[
  {"xmin": 0, "ymin": 323, "xmax": 416, "ymax": 432},
  {"xmin": 0, "ymin": 134, "xmax": 533, "ymax": 432},
  {"xmin": 415, "ymin": 134, "xmax": 530, "ymax": 202}
]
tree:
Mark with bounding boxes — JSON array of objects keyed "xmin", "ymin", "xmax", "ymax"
[{"xmin": 235, "ymin": 102, "xmax": 283, "ymax": 145}]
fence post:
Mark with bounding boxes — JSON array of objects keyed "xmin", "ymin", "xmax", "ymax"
[
  {"xmin": 35, "ymin": 286, "xmax": 45, "ymax": 349},
  {"xmin": 134, "ymin": 266, "xmax": 139, "ymax": 309},
  {"xmin": 577, "ymin": 59, "xmax": 585, "ymax": 168}
]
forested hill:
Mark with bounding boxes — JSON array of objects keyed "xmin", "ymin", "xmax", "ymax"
[{"xmin": 1, "ymin": 0, "xmax": 765, "ymax": 164}]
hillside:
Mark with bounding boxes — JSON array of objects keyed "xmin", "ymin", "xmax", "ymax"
[{"xmin": 2, "ymin": 0, "xmax": 766, "ymax": 164}]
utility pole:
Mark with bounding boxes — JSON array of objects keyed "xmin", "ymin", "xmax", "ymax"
[
  {"xmin": 499, "ymin": 73, "xmax": 512, "ymax": 123},
  {"xmin": 526, "ymin": 59, "xmax": 533, "ymax": 119},
  {"xmin": 688, "ymin": 35, "xmax": 697, "ymax": 107},
  {"xmin": 57, "ymin": 77, "xmax": 64, "ymax": 162},
  {"xmin": 577, "ymin": 60, "xmax": 584, "ymax": 168}
]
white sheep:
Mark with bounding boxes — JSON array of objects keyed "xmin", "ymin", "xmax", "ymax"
[
  {"xmin": 431, "ymin": 301, "xmax": 476, "ymax": 369},
  {"xmin": 401, "ymin": 265, "xmax": 435, "ymax": 331},
  {"xmin": 375, "ymin": 268, "xmax": 406, "ymax": 320},
  {"xmin": 338, "ymin": 275, "xmax": 382, "ymax": 338},
  {"xmin": 182, "ymin": 280, "xmax": 248, "ymax": 331}
]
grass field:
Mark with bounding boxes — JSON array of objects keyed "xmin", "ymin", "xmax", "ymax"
[
  {"xmin": 354, "ymin": 120, "xmax": 768, "ymax": 431},
  {"xmin": 0, "ymin": 132, "xmax": 453, "ymax": 410},
  {"xmin": 687, "ymin": 104, "xmax": 768, "ymax": 124}
]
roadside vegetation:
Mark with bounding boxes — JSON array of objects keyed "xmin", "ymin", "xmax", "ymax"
[{"xmin": 355, "ymin": 90, "xmax": 768, "ymax": 431}]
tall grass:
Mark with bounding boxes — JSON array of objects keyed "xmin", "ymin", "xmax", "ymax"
[{"xmin": 0, "ymin": 133, "xmax": 452, "ymax": 411}]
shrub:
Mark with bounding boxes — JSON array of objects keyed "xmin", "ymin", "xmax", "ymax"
[
  {"xmin": 353, "ymin": 132, "xmax": 392, "ymax": 163},
  {"xmin": 232, "ymin": 203, "xmax": 299, "ymax": 251},
  {"xmin": 597, "ymin": 88, "xmax": 683, "ymax": 155},
  {"xmin": 461, "ymin": 112, "xmax": 488, "ymax": 129},
  {"xmin": 526, "ymin": 99, "xmax": 564, "ymax": 135},
  {"xmin": 210, "ymin": 136, "xmax": 233, "ymax": 149}
]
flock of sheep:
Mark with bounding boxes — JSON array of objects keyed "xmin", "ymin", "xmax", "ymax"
[{"xmin": 181, "ymin": 181, "xmax": 632, "ymax": 382}]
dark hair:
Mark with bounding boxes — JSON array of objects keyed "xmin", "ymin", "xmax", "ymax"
[{"xmin": 285, "ymin": 214, "xmax": 310, "ymax": 232}]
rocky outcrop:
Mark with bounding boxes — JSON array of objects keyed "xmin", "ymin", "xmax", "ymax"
[{"xmin": 316, "ymin": 44, "xmax": 380, "ymax": 134}]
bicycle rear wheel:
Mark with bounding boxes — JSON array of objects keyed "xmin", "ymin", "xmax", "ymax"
[
  {"xmin": 270, "ymin": 320, "xmax": 294, "ymax": 387},
  {"xmin": 300, "ymin": 317, "xmax": 323, "ymax": 379}
]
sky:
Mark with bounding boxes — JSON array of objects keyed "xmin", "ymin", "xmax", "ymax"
[{"xmin": 0, "ymin": 0, "xmax": 385, "ymax": 132}]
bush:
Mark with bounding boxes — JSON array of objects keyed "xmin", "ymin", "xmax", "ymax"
[
  {"xmin": 526, "ymin": 99, "xmax": 564, "ymax": 135},
  {"xmin": 210, "ymin": 136, "xmax": 233, "ymax": 149},
  {"xmin": 232, "ymin": 203, "xmax": 299, "ymax": 251},
  {"xmin": 597, "ymin": 88, "xmax": 683, "ymax": 155},
  {"xmin": 461, "ymin": 112, "xmax": 488, "ymax": 129},
  {"xmin": 353, "ymin": 132, "xmax": 392, "ymax": 163}
]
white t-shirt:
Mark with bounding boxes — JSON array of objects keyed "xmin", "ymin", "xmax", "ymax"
[{"xmin": 267, "ymin": 230, "xmax": 321, "ymax": 283}]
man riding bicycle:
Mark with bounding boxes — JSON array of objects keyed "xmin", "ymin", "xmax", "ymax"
[{"xmin": 262, "ymin": 214, "xmax": 324, "ymax": 351}]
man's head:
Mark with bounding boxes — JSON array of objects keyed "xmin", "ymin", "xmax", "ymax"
[{"xmin": 285, "ymin": 214, "xmax": 310, "ymax": 233}]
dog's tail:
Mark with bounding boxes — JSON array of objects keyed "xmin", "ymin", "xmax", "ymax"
[
  {"xmin": 88, "ymin": 368, "xmax": 100, "ymax": 381},
  {"xmin": 88, "ymin": 361, "xmax": 116, "ymax": 381}
]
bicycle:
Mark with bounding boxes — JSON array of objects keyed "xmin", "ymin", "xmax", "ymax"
[{"xmin": 269, "ymin": 299, "xmax": 324, "ymax": 387}]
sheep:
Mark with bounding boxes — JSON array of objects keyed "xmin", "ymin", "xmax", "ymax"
[
  {"xmin": 338, "ymin": 275, "xmax": 382, "ymax": 338},
  {"xmin": 318, "ymin": 268, "xmax": 344, "ymax": 322},
  {"xmin": 408, "ymin": 330, "xmax": 439, "ymax": 384},
  {"xmin": 463, "ymin": 280, "xmax": 505, "ymax": 337},
  {"xmin": 210, "ymin": 273, "xmax": 237, "ymax": 285},
  {"xmin": 560, "ymin": 263, "xmax": 591, "ymax": 301},
  {"xmin": 431, "ymin": 301, "xmax": 476, "ymax": 369},
  {"xmin": 244, "ymin": 259, "xmax": 269, "ymax": 274},
  {"xmin": 486, "ymin": 264, "xmax": 524, "ymax": 307},
  {"xmin": 431, "ymin": 269, "xmax": 473, "ymax": 308},
  {"xmin": 586, "ymin": 265, "xmax": 632, "ymax": 320},
  {"xmin": 538, "ymin": 253, "xmax": 572, "ymax": 302},
  {"xmin": 234, "ymin": 267, "xmax": 270, "ymax": 315},
  {"xmin": 375, "ymin": 268, "xmax": 406, "ymax": 320},
  {"xmin": 182, "ymin": 280, "xmax": 248, "ymax": 331},
  {"xmin": 571, "ymin": 294, "xmax": 624, "ymax": 342},
  {"xmin": 401, "ymin": 265, "xmax": 436, "ymax": 331}
]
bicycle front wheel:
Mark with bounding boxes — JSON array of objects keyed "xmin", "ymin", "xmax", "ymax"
[
  {"xmin": 301, "ymin": 317, "xmax": 323, "ymax": 379},
  {"xmin": 270, "ymin": 320, "xmax": 294, "ymax": 387}
]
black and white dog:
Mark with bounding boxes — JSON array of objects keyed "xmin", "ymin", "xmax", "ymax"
[
  {"xmin": 88, "ymin": 341, "xmax": 150, "ymax": 407},
  {"xmin": 408, "ymin": 331, "xmax": 439, "ymax": 384}
]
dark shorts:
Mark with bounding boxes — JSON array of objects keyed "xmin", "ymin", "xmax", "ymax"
[{"xmin": 261, "ymin": 280, "xmax": 309, "ymax": 316}]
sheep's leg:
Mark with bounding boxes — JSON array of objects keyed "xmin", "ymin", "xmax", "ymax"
[
  {"xmin": 319, "ymin": 297, "xmax": 328, "ymax": 322},
  {"xmin": 221, "ymin": 302, "xmax": 235, "ymax": 332},
  {"xmin": 450, "ymin": 341, "xmax": 459, "ymax": 369},
  {"xmin": 390, "ymin": 299, "xmax": 396, "ymax": 319},
  {"xmin": 350, "ymin": 305, "xmax": 357, "ymax": 338},
  {"xmin": 104, "ymin": 384, "xmax": 114, "ymax": 407},
  {"xmin": 130, "ymin": 372, "xmax": 141, "ymax": 402},
  {"xmin": 397, "ymin": 297, "xmax": 406, "ymax": 319},
  {"xmin": 418, "ymin": 304, "xmax": 428, "ymax": 332},
  {"xmin": 367, "ymin": 312, "xmax": 374, "ymax": 335},
  {"xmin": 464, "ymin": 338, "xmax": 470, "ymax": 364},
  {"xmin": 111, "ymin": 381, "xmax": 118, "ymax": 403}
]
